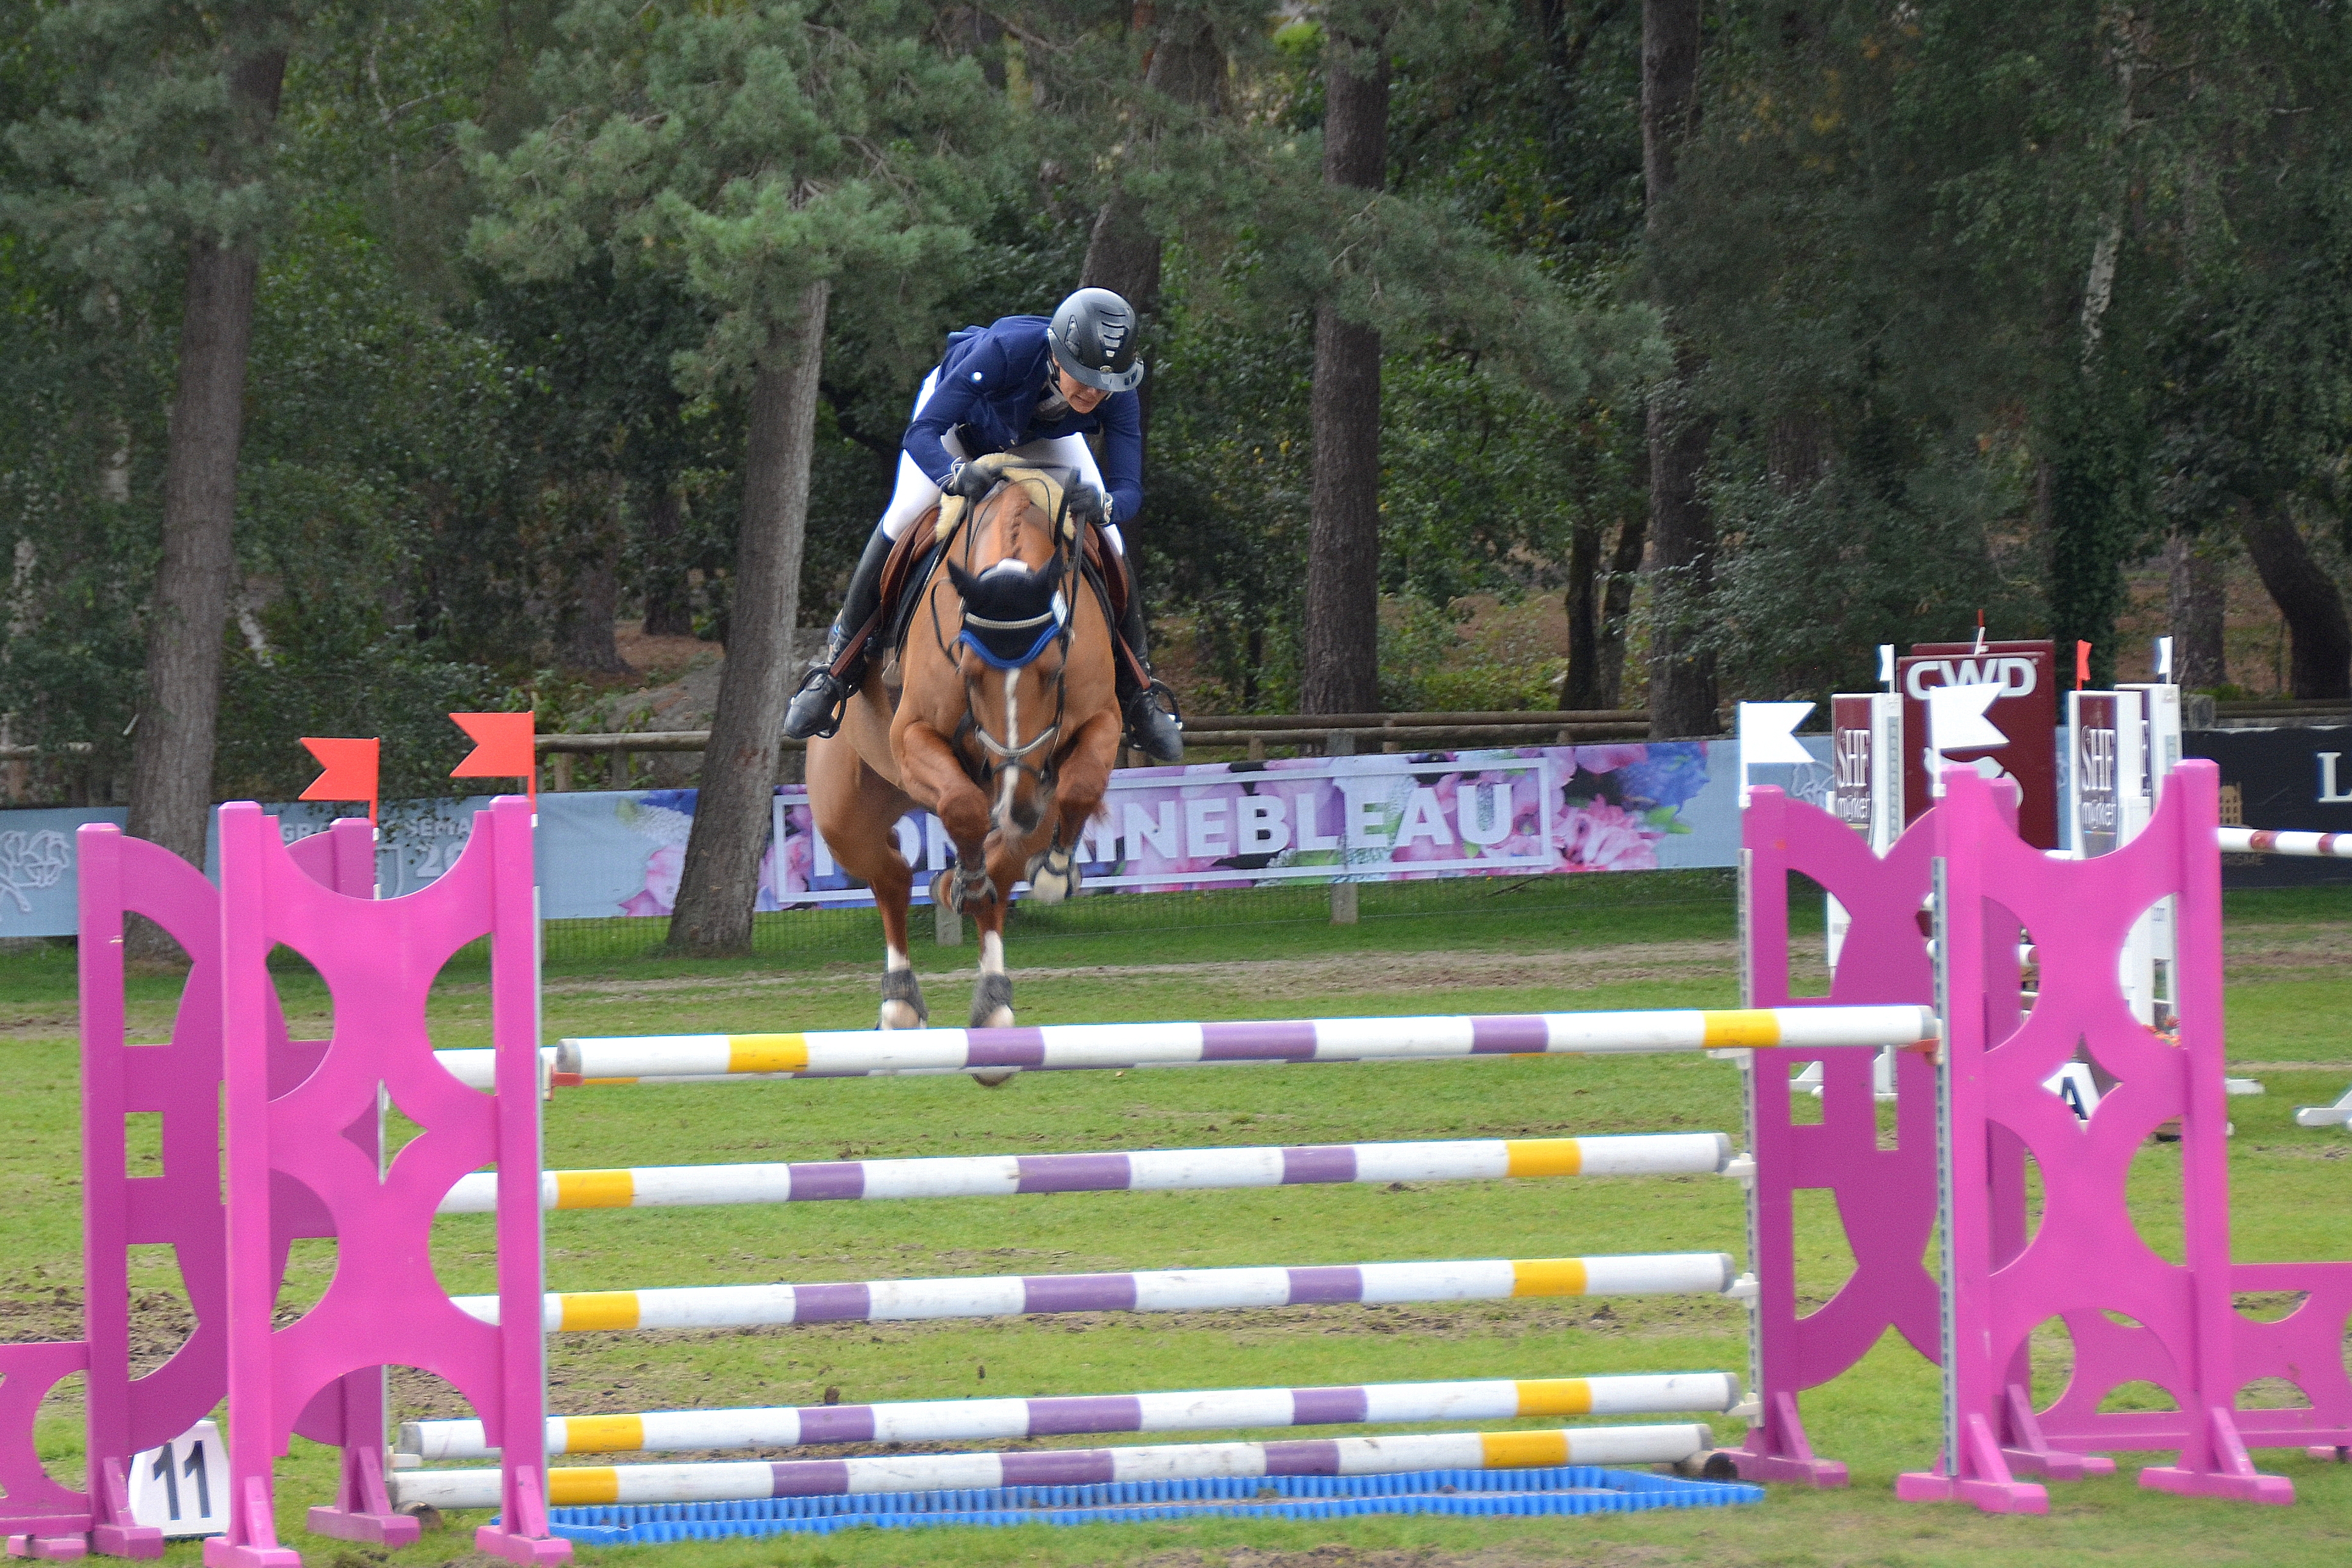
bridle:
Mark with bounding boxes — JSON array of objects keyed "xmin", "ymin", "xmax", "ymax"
[{"xmin": 926, "ymin": 465, "xmax": 1083, "ymax": 812}]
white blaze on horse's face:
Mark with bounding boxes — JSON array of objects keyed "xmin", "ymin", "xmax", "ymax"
[
  {"xmin": 998, "ymin": 679, "xmax": 1021, "ymax": 827},
  {"xmin": 957, "ymin": 641, "xmax": 1064, "ymax": 841}
]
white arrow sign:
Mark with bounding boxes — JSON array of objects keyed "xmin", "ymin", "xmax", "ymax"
[
  {"xmin": 1925, "ymin": 683, "xmax": 2006, "ymax": 796},
  {"xmin": 1737, "ymin": 702, "xmax": 1816, "ymax": 806}
]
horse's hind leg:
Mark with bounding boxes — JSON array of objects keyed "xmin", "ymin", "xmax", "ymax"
[{"xmin": 808, "ymin": 735, "xmax": 926, "ymax": 1029}]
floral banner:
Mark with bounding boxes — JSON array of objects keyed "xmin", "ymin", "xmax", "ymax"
[{"xmin": 754, "ymin": 742, "xmax": 1723, "ymax": 911}]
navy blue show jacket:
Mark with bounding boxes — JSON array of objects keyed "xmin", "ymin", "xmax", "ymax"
[{"xmin": 903, "ymin": 315, "xmax": 1144, "ymax": 524}]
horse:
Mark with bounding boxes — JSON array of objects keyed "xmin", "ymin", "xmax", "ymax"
[{"xmin": 805, "ymin": 458, "xmax": 1122, "ymax": 1047}]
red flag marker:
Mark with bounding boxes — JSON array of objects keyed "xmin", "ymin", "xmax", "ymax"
[
  {"xmin": 449, "ymin": 711, "xmax": 539, "ymax": 810},
  {"xmin": 299, "ymin": 738, "xmax": 380, "ymax": 827},
  {"xmin": 2075, "ymin": 640, "xmax": 2092, "ymax": 690}
]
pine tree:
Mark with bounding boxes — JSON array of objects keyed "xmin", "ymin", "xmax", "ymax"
[
  {"xmin": 4, "ymin": 1, "xmax": 318, "ymax": 921},
  {"xmin": 472, "ymin": 0, "xmax": 1019, "ymax": 952}
]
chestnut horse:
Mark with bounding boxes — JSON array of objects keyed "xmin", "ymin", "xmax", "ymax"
[{"xmin": 807, "ymin": 458, "xmax": 1121, "ymax": 1042}]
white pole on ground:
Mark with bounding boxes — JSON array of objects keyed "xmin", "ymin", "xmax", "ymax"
[{"xmin": 390, "ymin": 1424, "xmax": 1720, "ymax": 1511}]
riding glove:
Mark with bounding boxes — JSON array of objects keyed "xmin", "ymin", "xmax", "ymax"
[{"xmin": 944, "ymin": 460, "xmax": 995, "ymax": 499}]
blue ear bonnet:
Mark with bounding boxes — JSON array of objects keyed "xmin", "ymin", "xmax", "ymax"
[{"xmin": 948, "ymin": 556, "xmax": 1069, "ymax": 669}]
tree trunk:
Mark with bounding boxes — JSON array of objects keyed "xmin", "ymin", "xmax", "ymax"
[
  {"xmin": 123, "ymin": 46, "xmax": 286, "ymax": 946},
  {"xmin": 2238, "ymin": 500, "xmax": 2349, "ymax": 700},
  {"xmin": 668, "ymin": 280, "xmax": 830, "ymax": 953},
  {"xmin": 641, "ymin": 479, "xmax": 696, "ymax": 636},
  {"xmin": 1641, "ymin": 0, "xmax": 1716, "ymax": 738},
  {"xmin": 559, "ymin": 476, "xmax": 633, "ymax": 674},
  {"xmin": 1563, "ymin": 519, "xmax": 1602, "ymax": 709},
  {"xmin": 1564, "ymin": 512, "xmax": 1647, "ymax": 710},
  {"xmin": 2165, "ymin": 526, "xmax": 2226, "ymax": 690},
  {"xmin": 1597, "ymin": 510, "xmax": 1647, "ymax": 706},
  {"xmin": 124, "ymin": 240, "xmax": 258, "ymax": 953},
  {"xmin": 1300, "ymin": 23, "xmax": 1388, "ymax": 717}
]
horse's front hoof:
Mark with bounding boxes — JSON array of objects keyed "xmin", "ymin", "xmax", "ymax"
[
  {"xmin": 1025, "ymin": 845, "xmax": 1081, "ymax": 904},
  {"xmin": 879, "ymin": 968, "xmax": 927, "ymax": 1030},
  {"xmin": 970, "ymin": 970, "xmax": 1014, "ymax": 1031},
  {"xmin": 931, "ymin": 866, "xmax": 996, "ymax": 914}
]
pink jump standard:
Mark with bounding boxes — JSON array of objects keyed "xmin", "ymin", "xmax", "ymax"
[
  {"xmin": 1737, "ymin": 764, "xmax": 2344, "ymax": 1514},
  {"xmin": 0, "ymin": 802, "xmax": 569, "ymax": 1565},
  {"xmin": 1, "ymin": 819, "xmax": 383, "ymax": 1563},
  {"xmin": 1898, "ymin": 765, "xmax": 2294, "ymax": 1508},
  {"xmin": 206, "ymin": 798, "xmax": 566, "ymax": 1568}
]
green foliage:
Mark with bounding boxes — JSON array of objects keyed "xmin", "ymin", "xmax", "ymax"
[
  {"xmin": 206, "ymin": 204, "xmax": 531, "ymax": 798},
  {"xmin": 0, "ymin": 239, "xmax": 159, "ymax": 774},
  {"xmin": 1146, "ymin": 4, "xmax": 1662, "ymax": 710},
  {"xmin": 1375, "ymin": 596, "xmax": 1567, "ymax": 712},
  {"xmin": 9, "ymin": 0, "xmax": 2352, "ymax": 804},
  {"xmin": 1, "ymin": 0, "xmax": 325, "ymax": 299},
  {"xmin": 470, "ymin": 0, "xmax": 1021, "ymax": 393},
  {"xmin": 1650, "ymin": 0, "xmax": 2352, "ymax": 690}
]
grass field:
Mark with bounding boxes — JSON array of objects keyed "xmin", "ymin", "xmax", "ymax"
[{"xmin": 7, "ymin": 871, "xmax": 2352, "ymax": 1567}]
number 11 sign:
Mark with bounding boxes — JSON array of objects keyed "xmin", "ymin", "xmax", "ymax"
[{"xmin": 129, "ymin": 1419, "xmax": 228, "ymax": 1538}]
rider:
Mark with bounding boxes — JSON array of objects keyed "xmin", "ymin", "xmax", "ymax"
[{"xmin": 782, "ymin": 287, "xmax": 1185, "ymax": 762}]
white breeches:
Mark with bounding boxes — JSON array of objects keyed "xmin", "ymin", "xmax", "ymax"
[{"xmin": 877, "ymin": 369, "xmax": 1124, "ymax": 557}]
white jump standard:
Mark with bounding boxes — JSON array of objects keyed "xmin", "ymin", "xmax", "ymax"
[
  {"xmin": 401, "ymin": 1372, "xmax": 1747, "ymax": 1459},
  {"xmin": 435, "ymin": 1133, "xmax": 1736, "ymax": 1213},
  {"xmin": 450, "ymin": 1253, "xmax": 1747, "ymax": 1333},
  {"xmin": 555, "ymin": 1005, "xmax": 1939, "ymax": 1080}
]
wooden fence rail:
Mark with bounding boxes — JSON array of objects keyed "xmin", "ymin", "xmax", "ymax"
[{"xmin": 529, "ymin": 710, "xmax": 1653, "ymax": 789}]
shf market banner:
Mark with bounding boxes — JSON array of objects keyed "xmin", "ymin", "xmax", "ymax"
[{"xmin": 0, "ymin": 738, "xmax": 1837, "ymax": 936}]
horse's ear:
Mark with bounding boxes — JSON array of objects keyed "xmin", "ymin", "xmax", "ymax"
[
  {"xmin": 1040, "ymin": 552, "xmax": 1068, "ymax": 588},
  {"xmin": 945, "ymin": 560, "xmax": 982, "ymax": 600}
]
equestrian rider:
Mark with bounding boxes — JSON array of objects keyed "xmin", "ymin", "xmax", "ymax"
[{"xmin": 782, "ymin": 287, "xmax": 1185, "ymax": 762}]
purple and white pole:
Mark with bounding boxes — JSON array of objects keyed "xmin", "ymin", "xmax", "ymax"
[
  {"xmin": 543, "ymin": 1004, "xmax": 1937, "ymax": 1083},
  {"xmin": 434, "ymin": 1133, "xmax": 1733, "ymax": 1214},
  {"xmin": 399, "ymin": 1371, "xmax": 1745, "ymax": 1459},
  {"xmin": 449, "ymin": 1253, "xmax": 1744, "ymax": 1333}
]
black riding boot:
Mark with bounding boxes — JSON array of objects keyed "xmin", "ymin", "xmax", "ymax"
[
  {"xmin": 1113, "ymin": 565, "xmax": 1184, "ymax": 763},
  {"xmin": 783, "ymin": 526, "xmax": 894, "ymax": 741}
]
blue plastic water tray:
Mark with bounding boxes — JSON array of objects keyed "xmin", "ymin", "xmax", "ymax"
[{"xmin": 527, "ymin": 1465, "xmax": 1764, "ymax": 1544}]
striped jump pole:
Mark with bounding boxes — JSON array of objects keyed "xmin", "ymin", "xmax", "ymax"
[
  {"xmin": 552, "ymin": 1005, "xmax": 1938, "ymax": 1083},
  {"xmin": 2218, "ymin": 827, "xmax": 2352, "ymax": 859},
  {"xmin": 390, "ymin": 1424, "xmax": 1719, "ymax": 1511},
  {"xmin": 432, "ymin": 1046, "xmax": 557, "ymax": 1092},
  {"xmin": 400, "ymin": 1372, "xmax": 1744, "ymax": 1460},
  {"xmin": 434, "ymin": 1133, "xmax": 1734, "ymax": 1214},
  {"xmin": 450, "ymin": 1253, "xmax": 1744, "ymax": 1332}
]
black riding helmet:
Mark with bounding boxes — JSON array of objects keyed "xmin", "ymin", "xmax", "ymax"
[{"xmin": 1047, "ymin": 287, "xmax": 1146, "ymax": 393}]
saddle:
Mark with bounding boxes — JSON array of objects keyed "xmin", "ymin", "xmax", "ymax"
[{"xmin": 868, "ymin": 466, "xmax": 1136, "ymax": 686}]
